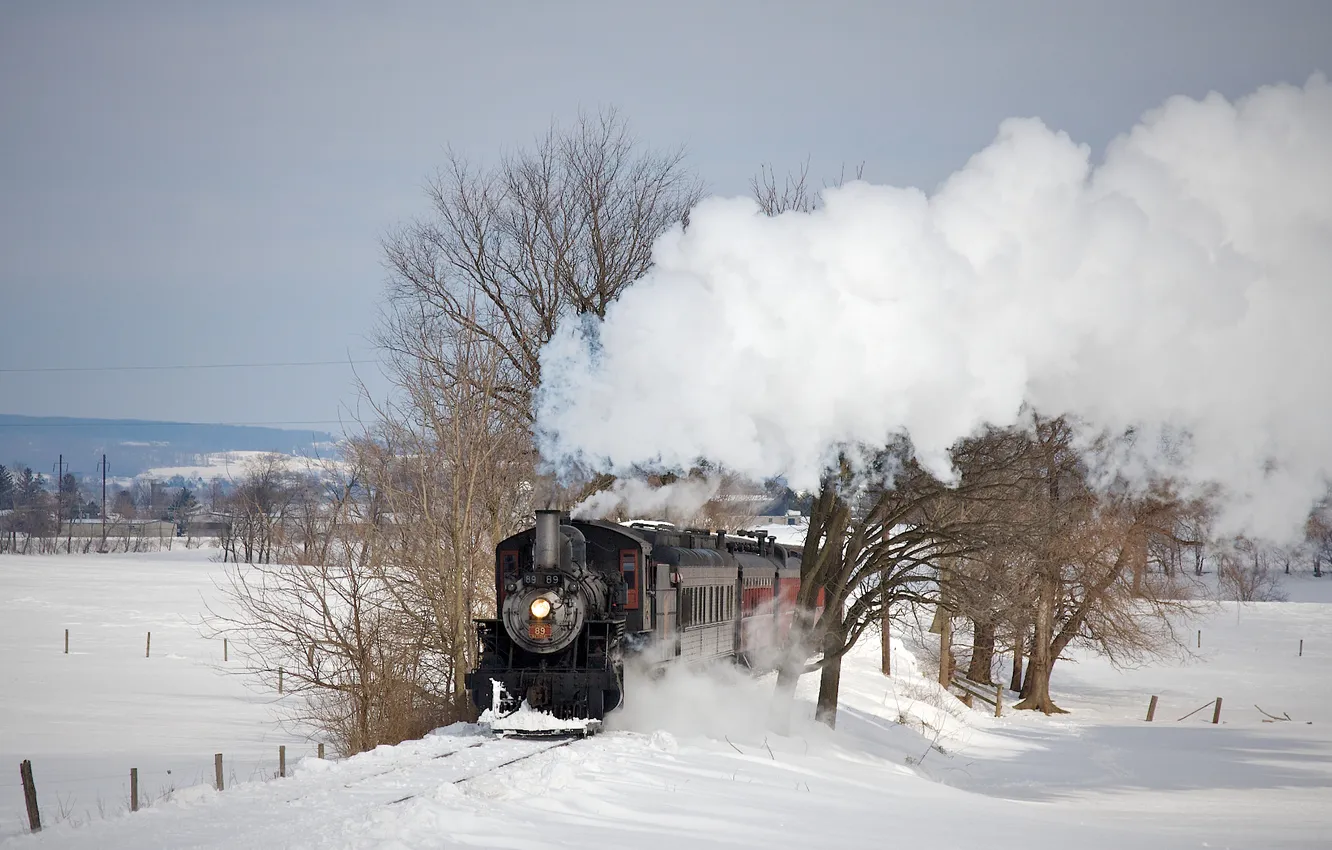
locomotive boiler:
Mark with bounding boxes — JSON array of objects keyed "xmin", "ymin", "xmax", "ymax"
[{"xmin": 465, "ymin": 509, "xmax": 810, "ymax": 723}]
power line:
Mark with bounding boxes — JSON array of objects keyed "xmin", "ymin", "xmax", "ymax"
[
  {"xmin": 0, "ymin": 420, "xmax": 346, "ymax": 429},
  {"xmin": 0, "ymin": 359, "xmax": 381, "ymax": 375}
]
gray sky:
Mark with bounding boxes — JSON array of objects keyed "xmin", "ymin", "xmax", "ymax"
[{"xmin": 2, "ymin": 0, "xmax": 1328, "ymax": 431}]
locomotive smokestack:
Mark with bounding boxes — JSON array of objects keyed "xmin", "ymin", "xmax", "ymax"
[{"xmin": 535, "ymin": 509, "xmax": 561, "ymax": 569}]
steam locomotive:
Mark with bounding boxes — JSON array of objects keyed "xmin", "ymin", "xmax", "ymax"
[{"xmin": 464, "ymin": 510, "xmax": 807, "ymax": 721}]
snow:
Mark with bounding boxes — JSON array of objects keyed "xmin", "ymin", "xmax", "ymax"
[
  {"xmin": 134, "ymin": 451, "xmax": 273, "ymax": 482},
  {"xmin": 479, "ymin": 700, "xmax": 597, "ymax": 734},
  {"xmin": 3, "ymin": 550, "xmax": 1331, "ymax": 848},
  {"xmin": 135, "ymin": 451, "xmax": 342, "ymax": 483},
  {"xmin": 0, "ymin": 550, "xmax": 296, "ymax": 836}
]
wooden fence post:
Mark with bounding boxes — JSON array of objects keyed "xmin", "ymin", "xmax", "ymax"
[
  {"xmin": 1197, "ymin": 630, "xmax": 1201, "ymax": 649},
  {"xmin": 1299, "ymin": 639, "xmax": 1303, "ymax": 657},
  {"xmin": 223, "ymin": 638, "xmax": 228, "ymax": 662},
  {"xmin": 19, "ymin": 760, "xmax": 41, "ymax": 832},
  {"xmin": 146, "ymin": 632, "xmax": 151, "ymax": 658},
  {"xmin": 1211, "ymin": 697, "xmax": 1223, "ymax": 724},
  {"xmin": 64, "ymin": 629, "xmax": 69, "ymax": 655},
  {"xmin": 214, "ymin": 753, "xmax": 224, "ymax": 791},
  {"xmin": 994, "ymin": 685, "xmax": 1003, "ymax": 718},
  {"xmin": 1146, "ymin": 695, "xmax": 1159, "ymax": 722},
  {"xmin": 279, "ymin": 746, "xmax": 286, "ymax": 778},
  {"xmin": 130, "ymin": 768, "xmax": 138, "ymax": 812},
  {"xmin": 278, "ymin": 667, "xmax": 284, "ymax": 694},
  {"xmin": 317, "ymin": 743, "xmax": 325, "ymax": 760}
]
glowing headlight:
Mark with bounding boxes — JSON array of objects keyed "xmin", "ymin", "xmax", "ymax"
[{"xmin": 529, "ymin": 598, "xmax": 552, "ymax": 619}]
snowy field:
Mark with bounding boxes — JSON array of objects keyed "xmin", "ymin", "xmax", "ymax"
[
  {"xmin": 3, "ymin": 552, "xmax": 1331, "ymax": 848},
  {"xmin": 0, "ymin": 551, "xmax": 306, "ymax": 839}
]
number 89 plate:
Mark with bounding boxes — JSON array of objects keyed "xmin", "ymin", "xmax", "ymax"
[{"xmin": 528, "ymin": 623, "xmax": 553, "ymax": 639}]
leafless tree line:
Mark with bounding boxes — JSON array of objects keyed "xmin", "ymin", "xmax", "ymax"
[{"xmin": 1145, "ymin": 495, "xmax": 1332, "ymax": 598}]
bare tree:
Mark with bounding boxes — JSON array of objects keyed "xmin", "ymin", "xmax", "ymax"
[
  {"xmin": 207, "ymin": 535, "xmax": 435, "ymax": 755},
  {"xmin": 218, "ymin": 455, "xmax": 303, "ymax": 564},
  {"xmin": 770, "ymin": 430, "xmax": 1029, "ymax": 730},
  {"xmin": 771, "ymin": 413, "xmax": 1202, "ymax": 726},
  {"xmin": 110, "ymin": 487, "xmax": 137, "ymax": 520},
  {"xmin": 750, "ymin": 159, "xmax": 865, "ymax": 216},
  {"xmin": 1216, "ymin": 539, "xmax": 1288, "ymax": 602},
  {"xmin": 951, "ymin": 540, "xmax": 1038, "ymax": 688},
  {"xmin": 1007, "ymin": 417, "xmax": 1197, "ymax": 714},
  {"xmin": 208, "ymin": 442, "xmax": 481, "ymax": 754},
  {"xmin": 381, "ymin": 106, "xmax": 704, "ymax": 427},
  {"xmin": 1307, "ymin": 499, "xmax": 1332, "ymax": 578}
]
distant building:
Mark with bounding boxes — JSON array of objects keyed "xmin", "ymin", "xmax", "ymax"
[
  {"xmin": 64, "ymin": 518, "xmax": 179, "ymax": 538},
  {"xmin": 745, "ymin": 510, "xmax": 808, "ymax": 527}
]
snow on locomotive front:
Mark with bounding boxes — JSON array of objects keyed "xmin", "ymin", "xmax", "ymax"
[{"xmin": 465, "ymin": 510, "xmax": 628, "ymax": 720}]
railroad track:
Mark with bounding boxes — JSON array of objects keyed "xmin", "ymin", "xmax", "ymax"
[
  {"xmin": 338, "ymin": 740, "xmax": 490, "ymax": 789},
  {"xmin": 387, "ymin": 735, "xmax": 583, "ymax": 804},
  {"xmin": 273, "ymin": 731, "xmax": 590, "ymax": 809},
  {"xmin": 276, "ymin": 737, "xmax": 490, "ymax": 804}
]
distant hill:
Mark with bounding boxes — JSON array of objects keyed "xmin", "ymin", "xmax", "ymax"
[{"xmin": 0, "ymin": 414, "xmax": 338, "ymax": 478}]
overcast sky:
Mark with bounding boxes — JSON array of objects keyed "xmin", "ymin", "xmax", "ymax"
[{"xmin": 2, "ymin": 0, "xmax": 1329, "ymax": 431}]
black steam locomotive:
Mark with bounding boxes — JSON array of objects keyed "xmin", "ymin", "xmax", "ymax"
[{"xmin": 464, "ymin": 509, "xmax": 807, "ymax": 722}]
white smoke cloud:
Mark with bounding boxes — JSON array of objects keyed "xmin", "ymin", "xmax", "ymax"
[
  {"xmin": 570, "ymin": 476, "xmax": 722, "ymax": 521},
  {"xmin": 537, "ymin": 76, "xmax": 1332, "ymax": 542}
]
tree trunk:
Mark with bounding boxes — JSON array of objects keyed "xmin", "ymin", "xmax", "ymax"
[
  {"xmin": 880, "ymin": 590, "xmax": 891, "ymax": 677},
  {"xmin": 967, "ymin": 619, "xmax": 995, "ymax": 685},
  {"xmin": 1015, "ymin": 642, "xmax": 1064, "ymax": 714},
  {"xmin": 937, "ymin": 612, "xmax": 953, "ymax": 688},
  {"xmin": 880, "ymin": 621, "xmax": 891, "ymax": 677},
  {"xmin": 1014, "ymin": 569, "xmax": 1067, "ymax": 714},
  {"xmin": 769, "ymin": 601, "xmax": 818, "ymax": 735},
  {"xmin": 1009, "ymin": 629, "xmax": 1024, "ymax": 693},
  {"xmin": 815, "ymin": 623, "xmax": 847, "ymax": 729},
  {"xmin": 768, "ymin": 662, "xmax": 800, "ymax": 734},
  {"xmin": 1129, "ymin": 525, "xmax": 1147, "ymax": 597}
]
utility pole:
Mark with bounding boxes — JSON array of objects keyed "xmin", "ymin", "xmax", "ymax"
[
  {"xmin": 99, "ymin": 454, "xmax": 108, "ymax": 549},
  {"xmin": 54, "ymin": 454, "xmax": 64, "ymax": 543}
]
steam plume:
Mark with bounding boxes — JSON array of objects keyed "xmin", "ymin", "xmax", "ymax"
[
  {"xmin": 538, "ymin": 76, "xmax": 1332, "ymax": 541},
  {"xmin": 570, "ymin": 476, "xmax": 721, "ymax": 521}
]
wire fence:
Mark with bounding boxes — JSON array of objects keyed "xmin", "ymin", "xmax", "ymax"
[{"xmin": 8, "ymin": 744, "xmax": 329, "ymax": 834}]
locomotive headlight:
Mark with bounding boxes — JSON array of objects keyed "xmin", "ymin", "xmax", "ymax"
[{"xmin": 529, "ymin": 598, "xmax": 552, "ymax": 620}]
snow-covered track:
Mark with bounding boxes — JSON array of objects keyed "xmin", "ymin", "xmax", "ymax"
[
  {"xmin": 270, "ymin": 732, "xmax": 575, "ymax": 808},
  {"xmin": 341, "ymin": 740, "xmax": 489, "ymax": 789},
  {"xmin": 387, "ymin": 735, "xmax": 582, "ymax": 803},
  {"xmin": 269, "ymin": 739, "xmax": 493, "ymax": 804}
]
